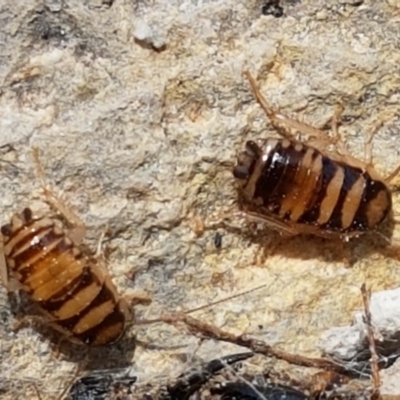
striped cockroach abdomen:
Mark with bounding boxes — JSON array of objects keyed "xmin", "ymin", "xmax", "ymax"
[
  {"xmin": 233, "ymin": 138, "xmax": 392, "ymax": 237},
  {"xmin": 0, "ymin": 207, "xmax": 129, "ymax": 346}
]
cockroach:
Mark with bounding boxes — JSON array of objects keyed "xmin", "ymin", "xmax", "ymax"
[
  {"xmin": 0, "ymin": 148, "xmax": 132, "ymax": 346},
  {"xmin": 233, "ymin": 71, "xmax": 400, "ymax": 241}
]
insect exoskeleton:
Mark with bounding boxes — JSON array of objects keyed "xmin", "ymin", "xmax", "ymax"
[
  {"xmin": 0, "ymin": 207, "xmax": 130, "ymax": 346},
  {"xmin": 0, "ymin": 149, "xmax": 132, "ymax": 346},
  {"xmin": 233, "ymin": 138, "xmax": 392, "ymax": 238},
  {"xmin": 233, "ymin": 71, "xmax": 399, "ymax": 240}
]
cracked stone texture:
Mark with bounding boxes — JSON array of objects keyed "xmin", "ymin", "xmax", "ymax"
[{"xmin": 1, "ymin": 0, "xmax": 400, "ymax": 398}]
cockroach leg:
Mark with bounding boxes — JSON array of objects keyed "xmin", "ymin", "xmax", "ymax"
[
  {"xmin": 244, "ymin": 70, "xmax": 295, "ymax": 140},
  {"xmin": 363, "ymin": 121, "xmax": 400, "ymax": 186},
  {"xmin": 384, "ymin": 164, "xmax": 400, "ymax": 185},
  {"xmin": 363, "ymin": 122, "xmax": 379, "ymax": 167},
  {"xmin": 363, "ymin": 118, "xmax": 400, "ymax": 186},
  {"xmin": 94, "ymin": 225, "xmax": 109, "ymax": 261},
  {"xmin": 125, "ymin": 292, "xmax": 152, "ymax": 307},
  {"xmin": 239, "ymin": 210, "xmax": 300, "ymax": 236},
  {"xmin": 0, "ymin": 233, "xmax": 8, "ymax": 288},
  {"xmin": 12, "ymin": 315, "xmax": 46, "ymax": 333},
  {"xmin": 244, "ymin": 70, "xmax": 276, "ymax": 123},
  {"xmin": 44, "ymin": 189, "xmax": 87, "ymax": 246},
  {"xmin": 328, "ymin": 102, "xmax": 351, "ymax": 156},
  {"xmin": 31, "ymin": 146, "xmax": 87, "ymax": 245},
  {"xmin": 244, "ymin": 70, "xmax": 352, "ymax": 156},
  {"xmin": 363, "ymin": 117, "xmax": 394, "ymax": 168},
  {"xmin": 305, "ymin": 102, "xmax": 353, "ymax": 159},
  {"xmin": 330, "ymin": 103, "xmax": 344, "ymax": 142}
]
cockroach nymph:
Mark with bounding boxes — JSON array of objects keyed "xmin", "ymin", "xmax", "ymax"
[
  {"xmin": 234, "ymin": 71, "xmax": 400, "ymax": 240},
  {"xmin": 0, "ymin": 148, "xmax": 132, "ymax": 346}
]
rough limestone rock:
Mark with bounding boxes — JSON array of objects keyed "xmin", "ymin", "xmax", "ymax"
[{"xmin": 1, "ymin": 0, "xmax": 400, "ymax": 398}]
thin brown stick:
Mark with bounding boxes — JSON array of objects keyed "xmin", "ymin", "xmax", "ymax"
[
  {"xmin": 136, "ymin": 283, "xmax": 271, "ymax": 325},
  {"xmin": 32, "ymin": 366, "xmax": 82, "ymax": 400},
  {"xmin": 159, "ymin": 313, "xmax": 348, "ymax": 374},
  {"xmin": 361, "ymin": 284, "xmax": 381, "ymax": 399}
]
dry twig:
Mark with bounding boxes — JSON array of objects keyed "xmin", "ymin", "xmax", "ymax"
[
  {"xmin": 159, "ymin": 313, "xmax": 348, "ymax": 374},
  {"xmin": 361, "ymin": 283, "xmax": 381, "ymax": 400}
]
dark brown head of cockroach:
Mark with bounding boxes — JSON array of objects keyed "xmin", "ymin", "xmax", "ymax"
[
  {"xmin": 0, "ymin": 223, "xmax": 12, "ymax": 238},
  {"xmin": 1, "ymin": 208, "xmax": 34, "ymax": 238},
  {"xmin": 233, "ymin": 140, "xmax": 262, "ymax": 184}
]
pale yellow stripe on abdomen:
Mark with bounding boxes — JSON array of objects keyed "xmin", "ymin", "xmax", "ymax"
[
  {"xmin": 290, "ymin": 152, "xmax": 323, "ymax": 222},
  {"xmin": 14, "ymin": 233, "xmax": 65, "ymax": 272},
  {"xmin": 55, "ymin": 278, "xmax": 104, "ymax": 320},
  {"xmin": 25, "ymin": 254, "xmax": 83, "ymax": 292},
  {"xmin": 340, "ymin": 175, "xmax": 365, "ymax": 229},
  {"xmin": 278, "ymin": 145, "xmax": 308, "ymax": 218},
  {"xmin": 73, "ymin": 300, "xmax": 115, "ymax": 334},
  {"xmin": 5, "ymin": 219, "xmax": 54, "ymax": 259},
  {"xmin": 365, "ymin": 189, "xmax": 391, "ymax": 228},
  {"xmin": 30, "ymin": 253, "xmax": 84, "ymax": 302},
  {"xmin": 317, "ymin": 166, "xmax": 345, "ymax": 225},
  {"xmin": 243, "ymin": 138, "xmax": 279, "ymax": 203}
]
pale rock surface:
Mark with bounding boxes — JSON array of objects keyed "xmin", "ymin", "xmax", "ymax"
[
  {"xmin": 1, "ymin": 0, "xmax": 400, "ymax": 398},
  {"xmin": 321, "ymin": 287, "xmax": 400, "ymax": 384}
]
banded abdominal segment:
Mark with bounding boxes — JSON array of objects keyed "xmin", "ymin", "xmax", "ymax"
[
  {"xmin": 1, "ymin": 208, "xmax": 129, "ymax": 346},
  {"xmin": 233, "ymin": 139, "xmax": 392, "ymax": 236}
]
